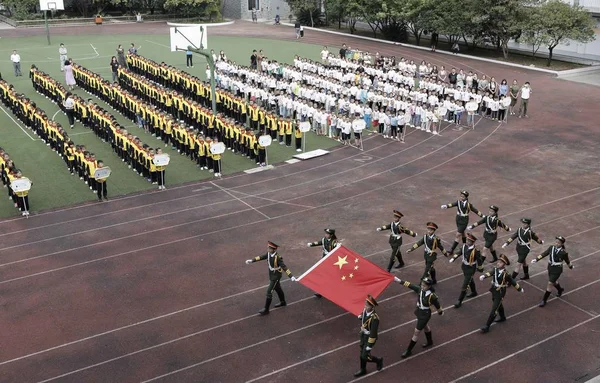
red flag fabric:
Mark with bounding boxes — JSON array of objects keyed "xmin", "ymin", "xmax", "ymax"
[{"xmin": 298, "ymin": 245, "xmax": 394, "ymax": 315}]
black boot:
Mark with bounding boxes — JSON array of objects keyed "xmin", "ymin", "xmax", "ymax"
[
  {"xmin": 556, "ymin": 283, "xmax": 564, "ymax": 297},
  {"xmin": 274, "ymin": 301, "xmax": 287, "ymax": 308},
  {"xmin": 259, "ymin": 297, "xmax": 272, "ymax": 315},
  {"xmin": 490, "ymin": 250, "xmax": 498, "ymax": 262},
  {"xmin": 422, "ymin": 331, "xmax": 433, "ymax": 348},
  {"xmin": 511, "ymin": 271, "xmax": 519, "ymax": 279},
  {"xmin": 520, "ymin": 265, "xmax": 530, "ymax": 280},
  {"xmin": 539, "ymin": 291, "xmax": 551, "ymax": 307},
  {"xmin": 401, "ymin": 340, "xmax": 417, "ymax": 358},
  {"xmin": 430, "ymin": 268, "xmax": 437, "ymax": 285},
  {"xmin": 450, "ymin": 241, "xmax": 459, "ymax": 253},
  {"xmin": 455, "ymin": 291, "xmax": 467, "ymax": 308},
  {"xmin": 462, "ymin": 234, "xmax": 467, "ymax": 244},
  {"xmin": 353, "ymin": 359, "xmax": 367, "ymax": 377},
  {"xmin": 376, "ymin": 357, "xmax": 383, "ymax": 371},
  {"xmin": 395, "ymin": 253, "xmax": 405, "ymax": 268}
]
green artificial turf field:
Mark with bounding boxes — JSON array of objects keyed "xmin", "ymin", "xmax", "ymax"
[{"xmin": 0, "ymin": 33, "xmax": 340, "ymax": 217}]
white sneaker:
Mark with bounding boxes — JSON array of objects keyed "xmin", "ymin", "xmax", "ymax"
[
  {"xmin": 433, "ymin": 131, "xmax": 439, "ymax": 135},
  {"xmin": 296, "ymin": 149, "xmax": 302, "ymax": 152}
]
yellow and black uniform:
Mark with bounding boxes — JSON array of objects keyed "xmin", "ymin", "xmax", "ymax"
[
  {"xmin": 407, "ymin": 222, "xmax": 449, "ymax": 284},
  {"xmin": 377, "ymin": 210, "xmax": 417, "ymax": 271},
  {"xmin": 354, "ymin": 296, "xmax": 383, "ymax": 377},
  {"xmin": 285, "ymin": 119, "xmax": 293, "ymax": 147},
  {"xmin": 395, "ymin": 277, "xmax": 443, "ymax": 357},
  {"xmin": 479, "ymin": 254, "xmax": 523, "ymax": 333},
  {"xmin": 246, "ymin": 241, "xmax": 293, "ymax": 315},
  {"xmin": 95, "ymin": 163, "xmax": 108, "ymax": 201},
  {"xmin": 450, "ymin": 233, "xmax": 484, "ymax": 308},
  {"xmin": 294, "ymin": 124, "xmax": 303, "ymax": 151}
]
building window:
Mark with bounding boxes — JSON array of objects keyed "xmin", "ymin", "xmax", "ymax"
[{"xmin": 248, "ymin": 0, "xmax": 259, "ymax": 11}]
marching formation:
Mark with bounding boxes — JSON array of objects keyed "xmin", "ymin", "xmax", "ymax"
[{"xmin": 244, "ymin": 190, "xmax": 574, "ymax": 377}]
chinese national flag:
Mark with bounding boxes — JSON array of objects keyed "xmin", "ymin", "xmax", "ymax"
[{"xmin": 297, "ymin": 245, "xmax": 394, "ymax": 316}]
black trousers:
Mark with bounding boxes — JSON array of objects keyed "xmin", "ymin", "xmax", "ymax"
[
  {"xmin": 266, "ymin": 278, "xmax": 285, "ymax": 301},
  {"xmin": 96, "ymin": 181, "xmax": 107, "ymax": 199},
  {"xmin": 387, "ymin": 244, "xmax": 404, "ymax": 271},
  {"xmin": 359, "ymin": 334, "xmax": 380, "ymax": 362},
  {"xmin": 485, "ymin": 288, "xmax": 507, "ymax": 326},
  {"xmin": 66, "ymin": 109, "xmax": 74, "ymax": 126},
  {"xmin": 460, "ymin": 264, "xmax": 477, "ymax": 292},
  {"xmin": 186, "ymin": 55, "xmax": 193, "ymax": 66}
]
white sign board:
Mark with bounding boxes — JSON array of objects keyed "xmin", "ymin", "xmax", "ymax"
[
  {"xmin": 153, "ymin": 154, "xmax": 170, "ymax": 166},
  {"xmin": 210, "ymin": 142, "xmax": 226, "ymax": 155},
  {"xmin": 170, "ymin": 26, "xmax": 208, "ymax": 52},
  {"xmin": 502, "ymin": 97, "xmax": 512, "ymax": 107},
  {"xmin": 10, "ymin": 178, "xmax": 32, "ymax": 193},
  {"xmin": 258, "ymin": 135, "xmax": 272, "ymax": 147},
  {"xmin": 40, "ymin": 0, "xmax": 65, "ymax": 10},
  {"xmin": 465, "ymin": 102, "xmax": 478, "ymax": 112},
  {"xmin": 94, "ymin": 167, "xmax": 111, "ymax": 180},
  {"xmin": 299, "ymin": 121, "xmax": 311, "ymax": 133}
]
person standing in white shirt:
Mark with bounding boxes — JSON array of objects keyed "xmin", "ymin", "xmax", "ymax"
[
  {"xmin": 320, "ymin": 46, "xmax": 329, "ymax": 65},
  {"xmin": 59, "ymin": 43, "xmax": 68, "ymax": 72},
  {"xmin": 518, "ymin": 82, "xmax": 532, "ymax": 118},
  {"xmin": 11, "ymin": 50, "xmax": 22, "ymax": 76}
]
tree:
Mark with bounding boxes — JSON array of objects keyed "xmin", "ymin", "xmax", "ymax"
[
  {"xmin": 523, "ymin": 0, "xmax": 596, "ymax": 66},
  {"xmin": 402, "ymin": 0, "xmax": 437, "ymax": 46},
  {"xmin": 286, "ymin": 0, "xmax": 321, "ymax": 27},
  {"xmin": 163, "ymin": 0, "xmax": 220, "ymax": 18},
  {"xmin": 520, "ymin": 8, "xmax": 546, "ymax": 57},
  {"xmin": 475, "ymin": 0, "xmax": 530, "ymax": 58},
  {"xmin": 2, "ymin": 0, "xmax": 38, "ymax": 19}
]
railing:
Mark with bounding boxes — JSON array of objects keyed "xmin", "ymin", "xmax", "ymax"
[{"xmin": 0, "ymin": 13, "xmax": 18, "ymax": 27}]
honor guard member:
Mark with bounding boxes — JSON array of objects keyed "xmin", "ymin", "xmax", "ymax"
[
  {"xmin": 478, "ymin": 254, "xmax": 524, "ymax": 333},
  {"xmin": 467, "ymin": 205, "xmax": 511, "ymax": 263},
  {"xmin": 354, "ymin": 295, "xmax": 384, "ymax": 377},
  {"xmin": 406, "ymin": 222, "xmax": 450, "ymax": 284},
  {"xmin": 531, "ymin": 236, "xmax": 573, "ymax": 307},
  {"xmin": 376, "ymin": 210, "xmax": 417, "ymax": 271},
  {"xmin": 502, "ymin": 218, "xmax": 543, "ymax": 280},
  {"xmin": 441, "ymin": 190, "xmax": 483, "ymax": 254},
  {"xmin": 393, "ymin": 276, "xmax": 443, "ymax": 358},
  {"xmin": 245, "ymin": 241, "xmax": 296, "ymax": 315},
  {"xmin": 449, "ymin": 233, "xmax": 484, "ymax": 308},
  {"xmin": 307, "ymin": 228, "xmax": 338, "ymax": 298}
]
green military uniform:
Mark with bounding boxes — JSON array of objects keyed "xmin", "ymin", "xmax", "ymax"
[
  {"xmin": 469, "ymin": 205, "xmax": 510, "ymax": 262},
  {"xmin": 246, "ymin": 241, "xmax": 293, "ymax": 315},
  {"xmin": 377, "ymin": 210, "xmax": 416, "ymax": 271},
  {"xmin": 407, "ymin": 222, "xmax": 449, "ymax": 284},
  {"xmin": 354, "ymin": 295, "xmax": 383, "ymax": 377},
  {"xmin": 502, "ymin": 218, "xmax": 543, "ymax": 280},
  {"xmin": 307, "ymin": 228, "xmax": 338, "ymax": 299},
  {"xmin": 450, "ymin": 233, "xmax": 484, "ymax": 308},
  {"xmin": 396, "ymin": 277, "xmax": 443, "ymax": 358},
  {"xmin": 442, "ymin": 190, "xmax": 483, "ymax": 253},
  {"xmin": 479, "ymin": 254, "xmax": 523, "ymax": 333},
  {"xmin": 534, "ymin": 236, "xmax": 573, "ymax": 307}
]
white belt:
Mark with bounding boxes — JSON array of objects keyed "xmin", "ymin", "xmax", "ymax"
[
  {"xmin": 391, "ymin": 234, "xmax": 401, "ymax": 239},
  {"xmin": 550, "ymin": 262, "xmax": 563, "ymax": 267},
  {"xmin": 457, "ymin": 213, "xmax": 469, "ymax": 217},
  {"xmin": 361, "ymin": 329, "xmax": 370, "ymax": 335},
  {"xmin": 493, "ymin": 283, "xmax": 506, "ymax": 288},
  {"xmin": 463, "ymin": 261, "xmax": 476, "ymax": 266},
  {"xmin": 417, "ymin": 305, "xmax": 430, "ymax": 310},
  {"xmin": 485, "ymin": 229, "xmax": 496, "ymax": 234},
  {"xmin": 517, "ymin": 241, "xmax": 530, "ymax": 247}
]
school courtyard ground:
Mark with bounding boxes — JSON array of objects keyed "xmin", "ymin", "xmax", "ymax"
[{"xmin": 0, "ymin": 20, "xmax": 599, "ymax": 383}]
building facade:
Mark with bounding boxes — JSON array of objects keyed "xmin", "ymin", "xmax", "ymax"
[{"xmin": 222, "ymin": 0, "xmax": 292, "ymax": 22}]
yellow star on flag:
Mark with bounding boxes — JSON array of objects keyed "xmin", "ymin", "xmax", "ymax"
[
  {"xmin": 341, "ymin": 275, "xmax": 346, "ymax": 281},
  {"xmin": 333, "ymin": 255, "xmax": 349, "ymax": 270},
  {"xmin": 349, "ymin": 273, "xmax": 354, "ymax": 278},
  {"xmin": 354, "ymin": 265, "xmax": 359, "ymax": 270},
  {"xmin": 354, "ymin": 258, "xmax": 359, "ymax": 263}
]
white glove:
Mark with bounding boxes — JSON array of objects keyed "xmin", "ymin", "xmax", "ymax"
[
  {"xmin": 569, "ymin": 264, "xmax": 574, "ymax": 270},
  {"xmin": 502, "ymin": 243, "xmax": 508, "ymax": 249},
  {"xmin": 307, "ymin": 242, "xmax": 312, "ymax": 247},
  {"xmin": 245, "ymin": 259, "xmax": 252, "ymax": 264},
  {"xmin": 520, "ymin": 288, "xmax": 525, "ymax": 293},
  {"xmin": 394, "ymin": 276, "xmax": 401, "ymax": 283},
  {"xmin": 531, "ymin": 259, "xmax": 537, "ymax": 264},
  {"xmin": 541, "ymin": 240, "xmax": 544, "ymax": 244},
  {"xmin": 366, "ymin": 346, "xmax": 372, "ymax": 351},
  {"xmin": 508, "ymin": 228, "xmax": 512, "ymax": 232},
  {"xmin": 449, "ymin": 258, "xmax": 455, "ymax": 263},
  {"xmin": 291, "ymin": 276, "xmax": 297, "ymax": 282},
  {"xmin": 376, "ymin": 227, "xmax": 381, "ymax": 232},
  {"xmin": 467, "ymin": 225, "xmax": 473, "ymax": 230},
  {"xmin": 414, "ymin": 232, "xmax": 418, "ymax": 237},
  {"xmin": 441, "ymin": 205, "xmax": 448, "ymax": 209},
  {"xmin": 479, "ymin": 275, "xmax": 485, "ymax": 281}
]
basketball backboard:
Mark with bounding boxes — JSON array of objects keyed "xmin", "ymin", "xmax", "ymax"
[
  {"xmin": 40, "ymin": 0, "xmax": 64, "ymax": 11},
  {"xmin": 169, "ymin": 25, "xmax": 208, "ymax": 52}
]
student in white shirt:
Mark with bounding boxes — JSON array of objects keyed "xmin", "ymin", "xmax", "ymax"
[
  {"xmin": 490, "ymin": 96, "xmax": 500, "ymax": 120},
  {"xmin": 10, "ymin": 50, "xmax": 22, "ymax": 76}
]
